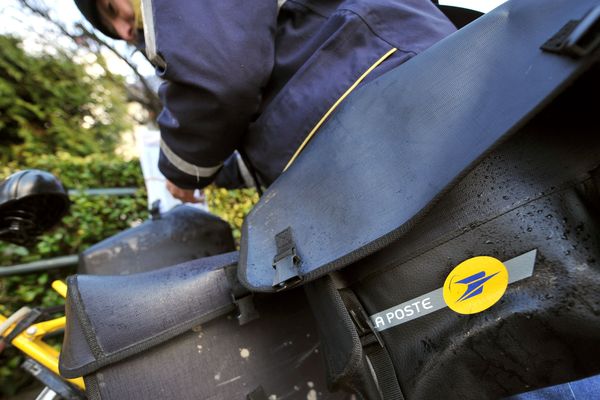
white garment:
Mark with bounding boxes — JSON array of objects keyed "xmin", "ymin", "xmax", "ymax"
[{"xmin": 136, "ymin": 127, "xmax": 208, "ymax": 213}]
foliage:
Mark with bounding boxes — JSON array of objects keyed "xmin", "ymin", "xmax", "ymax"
[
  {"xmin": 0, "ymin": 152, "xmax": 144, "ymax": 191},
  {"xmin": 16, "ymin": 0, "xmax": 161, "ymax": 118},
  {"xmin": 205, "ymin": 186, "xmax": 259, "ymax": 244},
  {"xmin": 0, "ymin": 154, "xmax": 148, "ymax": 305},
  {"xmin": 0, "ymin": 35, "xmax": 131, "ymax": 163}
]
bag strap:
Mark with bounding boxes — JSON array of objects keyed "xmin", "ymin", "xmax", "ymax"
[
  {"xmin": 225, "ymin": 263, "xmax": 259, "ymax": 325},
  {"xmin": 341, "ymin": 289, "xmax": 405, "ymax": 400},
  {"xmin": 305, "ymin": 275, "xmax": 404, "ymax": 399}
]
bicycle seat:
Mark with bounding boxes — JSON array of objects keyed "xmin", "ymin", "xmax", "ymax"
[{"xmin": 0, "ymin": 169, "xmax": 70, "ymax": 246}]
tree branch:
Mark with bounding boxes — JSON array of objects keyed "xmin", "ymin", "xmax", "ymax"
[{"xmin": 17, "ymin": 0, "xmax": 161, "ymax": 118}]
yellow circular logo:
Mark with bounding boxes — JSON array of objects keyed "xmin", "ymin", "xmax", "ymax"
[{"xmin": 443, "ymin": 256, "xmax": 508, "ymax": 315}]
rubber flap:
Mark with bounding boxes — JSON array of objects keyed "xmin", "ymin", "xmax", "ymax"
[
  {"xmin": 239, "ymin": 0, "xmax": 600, "ymax": 291},
  {"xmin": 60, "ymin": 252, "xmax": 238, "ymax": 378}
]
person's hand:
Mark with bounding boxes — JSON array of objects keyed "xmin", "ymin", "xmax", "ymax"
[{"xmin": 166, "ymin": 180, "xmax": 204, "ymax": 203}]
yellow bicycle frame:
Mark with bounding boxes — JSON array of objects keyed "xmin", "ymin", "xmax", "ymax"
[{"xmin": 0, "ymin": 280, "xmax": 85, "ymax": 389}]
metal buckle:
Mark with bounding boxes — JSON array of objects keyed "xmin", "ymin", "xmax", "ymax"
[
  {"xmin": 541, "ymin": 5, "xmax": 600, "ymax": 58},
  {"xmin": 349, "ymin": 308, "xmax": 384, "ymax": 348},
  {"xmin": 232, "ymin": 293, "xmax": 259, "ymax": 326},
  {"xmin": 272, "ymin": 249, "xmax": 302, "ymax": 290}
]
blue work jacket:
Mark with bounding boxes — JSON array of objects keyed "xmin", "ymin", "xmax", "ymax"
[{"xmin": 142, "ymin": 0, "xmax": 456, "ymax": 189}]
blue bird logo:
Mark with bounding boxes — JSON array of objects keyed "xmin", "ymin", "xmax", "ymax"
[{"xmin": 456, "ymin": 271, "xmax": 500, "ymax": 302}]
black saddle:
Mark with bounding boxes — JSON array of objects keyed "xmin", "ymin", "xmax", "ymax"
[{"xmin": 0, "ymin": 169, "xmax": 70, "ymax": 246}]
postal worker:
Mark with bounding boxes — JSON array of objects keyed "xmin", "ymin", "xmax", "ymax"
[{"xmin": 73, "ymin": 0, "xmax": 456, "ymax": 201}]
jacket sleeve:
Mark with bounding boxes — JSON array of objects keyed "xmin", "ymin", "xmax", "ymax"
[{"xmin": 145, "ymin": 0, "xmax": 277, "ymax": 189}]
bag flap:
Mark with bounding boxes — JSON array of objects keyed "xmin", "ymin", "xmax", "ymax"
[
  {"xmin": 239, "ymin": 0, "xmax": 600, "ymax": 292},
  {"xmin": 59, "ymin": 252, "xmax": 238, "ymax": 378}
]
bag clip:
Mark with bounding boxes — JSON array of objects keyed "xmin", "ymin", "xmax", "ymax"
[
  {"xmin": 225, "ymin": 264, "xmax": 259, "ymax": 325},
  {"xmin": 272, "ymin": 227, "xmax": 303, "ymax": 290},
  {"xmin": 349, "ymin": 308, "xmax": 384, "ymax": 349},
  {"xmin": 541, "ymin": 5, "xmax": 600, "ymax": 58},
  {"xmin": 232, "ymin": 293, "xmax": 259, "ymax": 326}
]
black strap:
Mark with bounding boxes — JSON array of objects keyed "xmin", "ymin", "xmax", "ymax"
[
  {"xmin": 341, "ymin": 290, "xmax": 404, "ymax": 400},
  {"xmin": 368, "ymin": 348, "xmax": 405, "ymax": 400},
  {"xmin": 22, "ymin": 358, "xmax": 85, "ymax": 400},
  {"xmin": 224, "ymin": 264, "xmax": 259, "ymax": 325},
  {"xmin": 246, "ymin": 385, "xmax": 269, "ymax": 400}
]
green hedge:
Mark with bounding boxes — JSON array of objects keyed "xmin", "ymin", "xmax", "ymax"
[
  {"xmin": 0, "ymin": 152, "xmax": 144, "ymax": 190},
  {"xmin": 205, "ymin": 186, "xmax": 259, "ymax": 244}
]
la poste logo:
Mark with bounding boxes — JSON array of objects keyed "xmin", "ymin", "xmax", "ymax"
[{"xmin": 443, "ymin": 256, "xmax": 509, "ymax": 314}]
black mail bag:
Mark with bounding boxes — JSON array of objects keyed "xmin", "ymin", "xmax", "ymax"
[
  {"xmin": 60, "ymin": 0, "xmax": 600, "ymax": 398},
  {"xmin": 239, "ymin": 0, "xmax": 600, "ymax": 398}
]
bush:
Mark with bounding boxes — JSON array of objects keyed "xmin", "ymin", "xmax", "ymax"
[
  {"xmin": 0, "ymin": 35, "xmax": 131, "ymax": 163},
  {"xmin": 0, "ymin": 152, "xmax": 144, "ymax": 191},
  {"xmin": 205, "ymin": 186, "xmax": 259, "ymax": 244}
]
